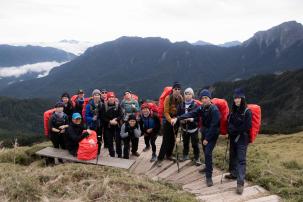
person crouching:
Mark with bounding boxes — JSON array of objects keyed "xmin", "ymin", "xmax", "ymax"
[
  {"xmin": 65, "ymin": 113, "xmax": 90, "ymax": 156},
  {"xmin": 120, "ymin": 115, "xmax": 141, "ymax": 159}
]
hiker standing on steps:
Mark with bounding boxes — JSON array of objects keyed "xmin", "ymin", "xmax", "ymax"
[
  {"xmin": 120, "ymin": 115, "xmax": 141, "ymax": 159},
  {"xmin": 225, "ymin": 88, "xmax": 252, "ymax": 195},
  {"xmin": 177, "ymin": 88, "xmax": 201, "ymax": 166},
  {"xmin": 61, "ymin": 92, "xmax": 74, "ymax": 122},
  {"xmin": 86, "ymin": 89, "xmax": 103, "ymax": 153},
  {"xmin": 139, "ymin": 103, "xmax": 161, "ymax": 162},
  {"xmin": 120, "ymin": 90, "xmax": 140, "ymax": 122},
  {"xmin": 171, "ymin": 89, "xmax": 220, "ymax": 187},
  {"xmin": 49, "ymin": 102, "xmax": 69, "ymax": 150},
  {"xmin": 100, "ymin": 92, "xmax": 123, "ymax": 158},
  {"xmin": 65, "ymin": 113, "xmax": 90, "ymax": 156},
  {"xmin": 157, "ymin": 82, "xmax": 183, "ymax": 167}
]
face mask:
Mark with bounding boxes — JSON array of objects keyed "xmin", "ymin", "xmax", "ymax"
[{"xmin": 55, "ymin": 111, "xmax": 64, "ymax": 118}]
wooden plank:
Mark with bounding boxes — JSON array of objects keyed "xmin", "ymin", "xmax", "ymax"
[
  {"xmin": 196, "ymin": 185, "xmax": 267, "ymax": 202},
  {"xmin": 166, "ymin": 164, "xmax": 200, "ymax": 182},
  {"xmin": 36, "ymin": 147, "xmax": 135, "ymax": 169},
  {"xmin": 156, "ymin": 160, "xmax": 192, "ymax": 180},
  {"xmin": 245, "ymin": 195, "xmax": 281, "ymax": 202},
  {"xmin": 145, "ymin": 160, "xmax": 174, "ymax": 178}
]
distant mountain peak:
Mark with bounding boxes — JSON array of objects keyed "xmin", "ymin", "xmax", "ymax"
[
  {"xmin": 218, "ymin": 41, "xmax": 242, "ymax": 47},
  {"xmin": 243, "ymin": 21, "xmax": 303, "ymax": 50},
  {"xmin": 59, "ymin": 39, "xmax": 79, "ymax": 44},
  {"xmin": 192, "ymin": 40, "xmax": 213, "ymax": 46}
]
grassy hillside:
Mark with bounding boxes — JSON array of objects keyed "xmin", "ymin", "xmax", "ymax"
[
  {"xmin": 0, "ymin": 143, "xmax": 196, "ymax": 202},
  {"xmin": 0, "ymin": 96, "xmax": 53, "ymax": 147},
  {"xmin": 212, "ymin": 133, "xmax": 303, "ymax": 202}
]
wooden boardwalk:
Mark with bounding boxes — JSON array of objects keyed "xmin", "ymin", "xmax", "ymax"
[{"xmin": 130, "ymin": 136, "xmax": 281, "ymax": 202}]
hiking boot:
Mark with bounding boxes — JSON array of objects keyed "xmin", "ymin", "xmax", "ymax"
[
  {"xmin": 199, "ymin": 167, "xmax": 206, "ymax": 173},
  {"xmin": 195, "ymin": 158, "xmax": 202, "ymax": 166},
  {"xmin": 180, "ymin": 155, "xmax": 189, "ymax": 162},
  {"xmin": 143, "ymin": 146, "xmax": 150, "ymax": 152},
  {"xmin": 132, "ymin": 152, "xmax": 140, "ymax": 157},
  {"xmin": 225, "ymin": 174, "xmax": 237, "ymax": 180},
  {"xmin": 157, "ymin": 160, "xmax": 163, "ymax": 167},
  {"xmin": 150, "ymin": 153, "xmax": 157, "ymax": 162},
  {"xmin": 166, "ymin": 156, "xmax": 176, "ymax": 161},
  {"xmin": 236, "ymin": 184, "xmax": 244, "ymax": 195},
  {"xmin": 206, "ymin": 178, "xmax": 213, "ymax": 187}
]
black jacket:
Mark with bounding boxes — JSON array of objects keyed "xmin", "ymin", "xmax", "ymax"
[
  {"xmin": 65, "ymin": 122, "xmax": 86, "ymax": 156},
  {"xmin": 63, "ymin": 102, "xmax": 74, "ymax": 121},
  {"xmin": 177, "ymin": 100, "xmax": 199, "ymax": 131},
  {"xmin": 99, "ymin": 102, "xmax": 123, "ymax": 129},
  {"xmin": 228, "ymin": 107, "xmax": 252, "ymax": 136},
  {"xmin": 49, "ymin": 112, "xmax": 69, "ymax": 137}
]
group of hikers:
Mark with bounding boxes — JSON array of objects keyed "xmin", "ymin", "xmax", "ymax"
[{"xmin": 47, "ymin": 81, "xmax": 254, "ymax": 195}]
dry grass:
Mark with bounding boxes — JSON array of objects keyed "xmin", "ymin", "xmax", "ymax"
[{"xmin": 0, "ymin": 143, "xmax": 197, "ymax": 202}]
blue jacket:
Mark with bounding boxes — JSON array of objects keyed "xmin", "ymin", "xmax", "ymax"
[
  {"xmin": 178, "ymin": 104, "xmax": 220, "ymax": 141},
  {"xmin": 85, "ymin": 99, "xmax": 102, "ymax": 130}
]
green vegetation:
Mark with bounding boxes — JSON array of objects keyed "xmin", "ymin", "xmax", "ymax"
[
  {"xmin": 0, "ymin": 143, "xmax": 197, "ymax": 202},
  {"xmin": 0, "ymin": 96, "xmax": 53, "ymax": 147}
]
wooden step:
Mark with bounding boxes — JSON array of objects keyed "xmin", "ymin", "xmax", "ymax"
[
  {"xmin": 145, "ymin": 160, "xmax": 174, "ymax": 178},
  {"xmin": 36, "ymin": 147, "xmax": 135, "ymax": 169},
  {"xmin": 245, "ymin": 195, "xmax": 281, "ymax": 202},
  {"xmin": 166, "ymin": 164, "xmax": 201, "ymax": 183},
  {"xmin": 196, "ymin": 185, "xmax": 267, "ymax": 202},
  {"xmin": 153, "ymin": 160, "xmax": 192, "ymax": 180}
]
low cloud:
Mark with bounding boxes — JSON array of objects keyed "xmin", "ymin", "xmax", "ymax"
[{"xmin": 0, "ymin": 61, "xmax": 67, "ymax": 78}]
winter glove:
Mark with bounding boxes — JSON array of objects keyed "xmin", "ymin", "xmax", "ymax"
[{"xmin": 82, "ymin": 132, "xmax": 89, "ymax": 138}]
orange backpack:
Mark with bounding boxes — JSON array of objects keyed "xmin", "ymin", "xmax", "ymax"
[
  {"xmin": 43, "ymin": 108, "xmax": 56, "ymax": 137},
  {"xmin": 246, "ymin": 104, "xmax": 261, "ymax": 143},
  {"xmin": 77, "ymin": 130, "xmax": 98, "ymax": 160},
  {"xmin": 211, "ymin": 98, "xmax": 230, "ymax": 135},
  {"xmin": 158, "ymin": 86, "xmax": 173, "ymax": 122}
]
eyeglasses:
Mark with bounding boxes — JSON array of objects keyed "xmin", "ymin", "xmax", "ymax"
[
  {"xmin": 173, "ymin": 88, "xmax": 181, "ymax": 91},
  {"xmin": 101, "ymin": 92, "xmax": 107, "ymax": 94}
]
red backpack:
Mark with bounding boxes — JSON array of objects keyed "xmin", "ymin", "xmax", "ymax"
[
  {"xmin": 81, "ymin": 97, "xmax": 92, "ymax": 124},
  {"xmin": 43, "ymin": 108, "xmax": 56, "ymax": 137},
  {"xmin": 147, "ymin": 102, "xmax": 159, "ymax": 115},
  {"xmin": 211, "ymin": 98, "xmax": 230, "ymax": 135},
  {"xmin": 77, "ymin": 130, "xmax": 98, "ymax": 160},
  {"xmin": 246, "ymin": 104, "xmax": 261, "ymax": 143},
  {"xmin": 158, "ymin": 86, "xmax": 173, "ymax": 122}
]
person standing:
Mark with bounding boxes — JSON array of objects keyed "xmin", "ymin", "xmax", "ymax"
[
  {"xmin": 157, "ymin": 82, "xmax": 183, "ymax": 167},
  {"xmin": 225, "ymin": 88, "xmax": 252, "ymax": 195},
  {"xmin": 177, "ymin": 88, "xmax": 201, "ymax": 166},
  {"xmin": 172, "ymin": 89, "xmax": 220, "ymax": 187}
]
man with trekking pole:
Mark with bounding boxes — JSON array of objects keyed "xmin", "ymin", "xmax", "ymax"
[
  {"xmin": 156, "ymin": 82, "xmax": 183, "ymax": 167},
  {"xmin": 171, "ymin": 89, "xmax": 220, "ymax": 187}
]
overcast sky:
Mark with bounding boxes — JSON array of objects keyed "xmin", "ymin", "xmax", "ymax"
[{"xmin": 0, "ymin": 0, "xmax": 302, "ymax": 44}]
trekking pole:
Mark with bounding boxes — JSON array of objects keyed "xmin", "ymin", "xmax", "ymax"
[
  {"xmin": 173, "ymin": 125, "xmax": 180, "ymax": 172},
  {"xmin": 220, "ymin": 137, "xmax": 229, "ymax": 184}
]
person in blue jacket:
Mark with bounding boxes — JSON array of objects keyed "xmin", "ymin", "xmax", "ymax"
[
  {"xmin": 171, "ymin": 89, "xmax": 220, "ymax": 187},
  {"xmin": 225, "ymin": 88, "xmax": 252, "ymax": 195}
]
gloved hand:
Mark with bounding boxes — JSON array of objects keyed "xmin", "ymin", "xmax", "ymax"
[{"xmin": 82, "ymin": 132, "xmax": 89, "ymax": 138}]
